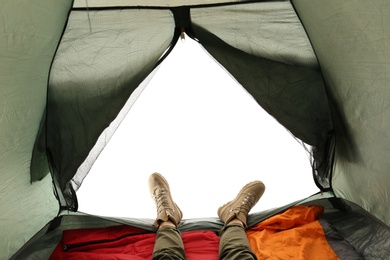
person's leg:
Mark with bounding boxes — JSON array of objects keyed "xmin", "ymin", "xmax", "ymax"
[
  {"xmin": 152, "ymin": 224, "xmax": 186, "ymax": 260},
  {"xmin": 149, "ymin": 173, "xmax": 186, "ymax": 260},
  {"xmin": 218, "ymin": 223, "xmax": 257, "ymax": 260},
  {"xmin": 217, "ymin": 181, "xmax": 266, "ymax": 260}
]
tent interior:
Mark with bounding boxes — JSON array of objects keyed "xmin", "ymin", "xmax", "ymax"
[{"xmin": 1, "ymin": 0, "xmax": 390, "ymax": 259}]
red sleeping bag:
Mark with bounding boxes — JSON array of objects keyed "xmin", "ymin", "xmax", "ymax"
[{"xmin": 50, "ymin": 225, "xmax": 220, "ymax": 259}]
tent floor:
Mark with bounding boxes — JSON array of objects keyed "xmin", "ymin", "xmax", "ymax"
[{"xmin": 11, "ymin": 196, "xmax": 390, "ymax": 260}]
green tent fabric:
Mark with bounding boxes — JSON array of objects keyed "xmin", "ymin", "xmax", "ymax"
[
  {"xmin": 0, "ymin": 0, "xmax": 72, "ymax": 257},
  {"xmin": 0, "ymin": 0, "xmax": 389, "ymax": 259},
  {"xmin": 293, "ymin": 0, "xmax": 390, "ymax": 225}
]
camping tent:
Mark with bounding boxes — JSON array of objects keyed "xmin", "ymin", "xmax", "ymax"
[{"xmin": 1, "ymin": 0, "xmax": 389, "ymax": 259}]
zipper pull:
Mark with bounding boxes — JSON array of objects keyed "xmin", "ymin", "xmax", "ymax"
[{"xmin": 180, "ymin": 27, "xmax": 185, "ymax": 42}]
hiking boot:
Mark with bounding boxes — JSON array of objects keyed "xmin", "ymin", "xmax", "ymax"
[
  {"xmin": 218, "ymin": 181, "xmax": 265, "ymax": 228},
  {"xmin": 149, "ymin": 172, "xmax": 183, "ymax": 227}
]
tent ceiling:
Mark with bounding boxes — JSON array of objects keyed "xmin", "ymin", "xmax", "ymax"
[{"xmin": 73, "ymin": 0, "xmax": 248, "ymax": 8}]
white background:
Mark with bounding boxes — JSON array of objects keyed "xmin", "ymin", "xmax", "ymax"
[{"xmin": 77, "ymin": 37, "xmax": 318, "ymax": 220}]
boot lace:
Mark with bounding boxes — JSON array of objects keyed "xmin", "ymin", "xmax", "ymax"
[
  {"xmin": 230, "ymin": 192, "xmax": 256, "ymax": 215},
  {"xmin": 152, "ymin": 188, "xmax": 174, "ymax": 215}
]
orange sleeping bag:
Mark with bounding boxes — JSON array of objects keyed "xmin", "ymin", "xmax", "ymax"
[{"xmin": 246, "ymin": 205, "xmax": 340, "ymax": 260}]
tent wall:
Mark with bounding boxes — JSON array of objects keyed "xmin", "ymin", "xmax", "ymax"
[
  {"xmin": 0, "ymin": 1, "xmax": 72, "ymax": 258},
  {"xmin": 292, "ymin": 0, "xmax": 390, "ymax": 225}
]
